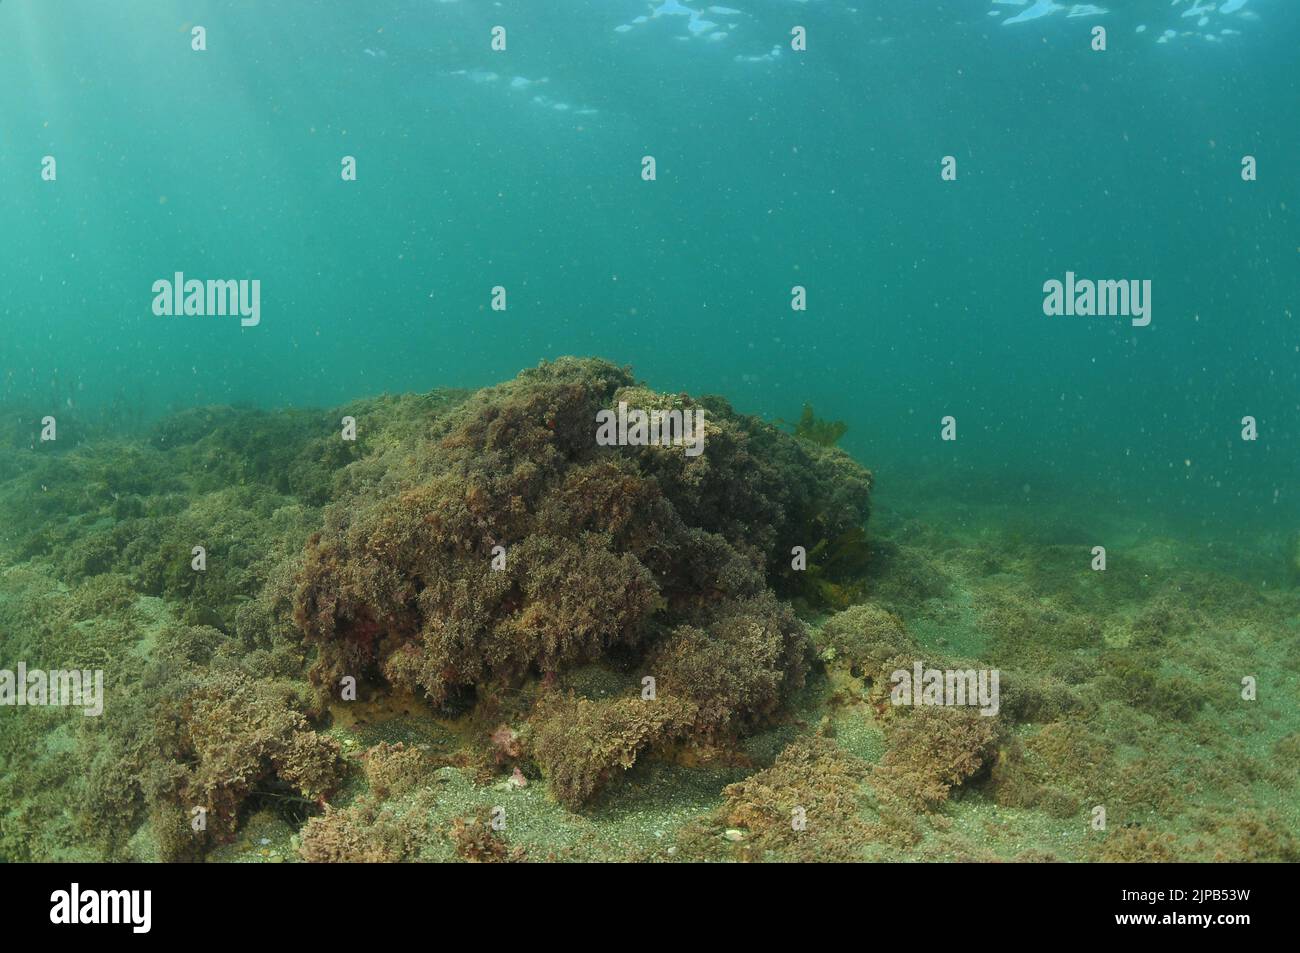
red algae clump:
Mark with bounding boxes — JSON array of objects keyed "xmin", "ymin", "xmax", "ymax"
[{"xmin": 293, "ymin": 357, "xmax": 872, "ymax": 805}]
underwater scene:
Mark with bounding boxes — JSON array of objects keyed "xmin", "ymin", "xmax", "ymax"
[{"xmin": 1, "ymin": 0, "xmax": 1298, "ymax": 866}]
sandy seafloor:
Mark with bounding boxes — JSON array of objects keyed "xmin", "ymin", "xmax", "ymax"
[{"xmin": 1, "ymin": 359, "xmax": 1296, "ymax": 864}]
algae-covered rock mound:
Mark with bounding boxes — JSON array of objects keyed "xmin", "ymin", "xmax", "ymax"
[
  {"xmin": 0, "ymin": 357, "xmax": 874, "ymax": 859},
  {"xmin": 293, "ymin": 357, "xmax": 872, "ymax": 805}
]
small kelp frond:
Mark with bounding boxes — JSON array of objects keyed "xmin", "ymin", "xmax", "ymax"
[
  {"xmin": 793, "ymin": 403, "xmax": 848, "ymax": 448},
  {"xmin": 781, "ymin": 525, "xmax": 872, "ymax": 611}
]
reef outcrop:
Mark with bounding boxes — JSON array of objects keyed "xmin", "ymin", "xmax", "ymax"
[{"xmin": 293, "ymin": 357, "xmax": 873, "ymax": 804}]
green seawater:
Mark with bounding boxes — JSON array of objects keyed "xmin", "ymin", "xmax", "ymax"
[{"xmin": 0, "ymin": 1, "xmax": 1298, "ymax": 864}]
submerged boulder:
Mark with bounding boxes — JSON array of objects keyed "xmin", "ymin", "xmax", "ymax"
[{"xmin": 293, "ymin": 357, "xmax": 873, "ymax": 803}]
